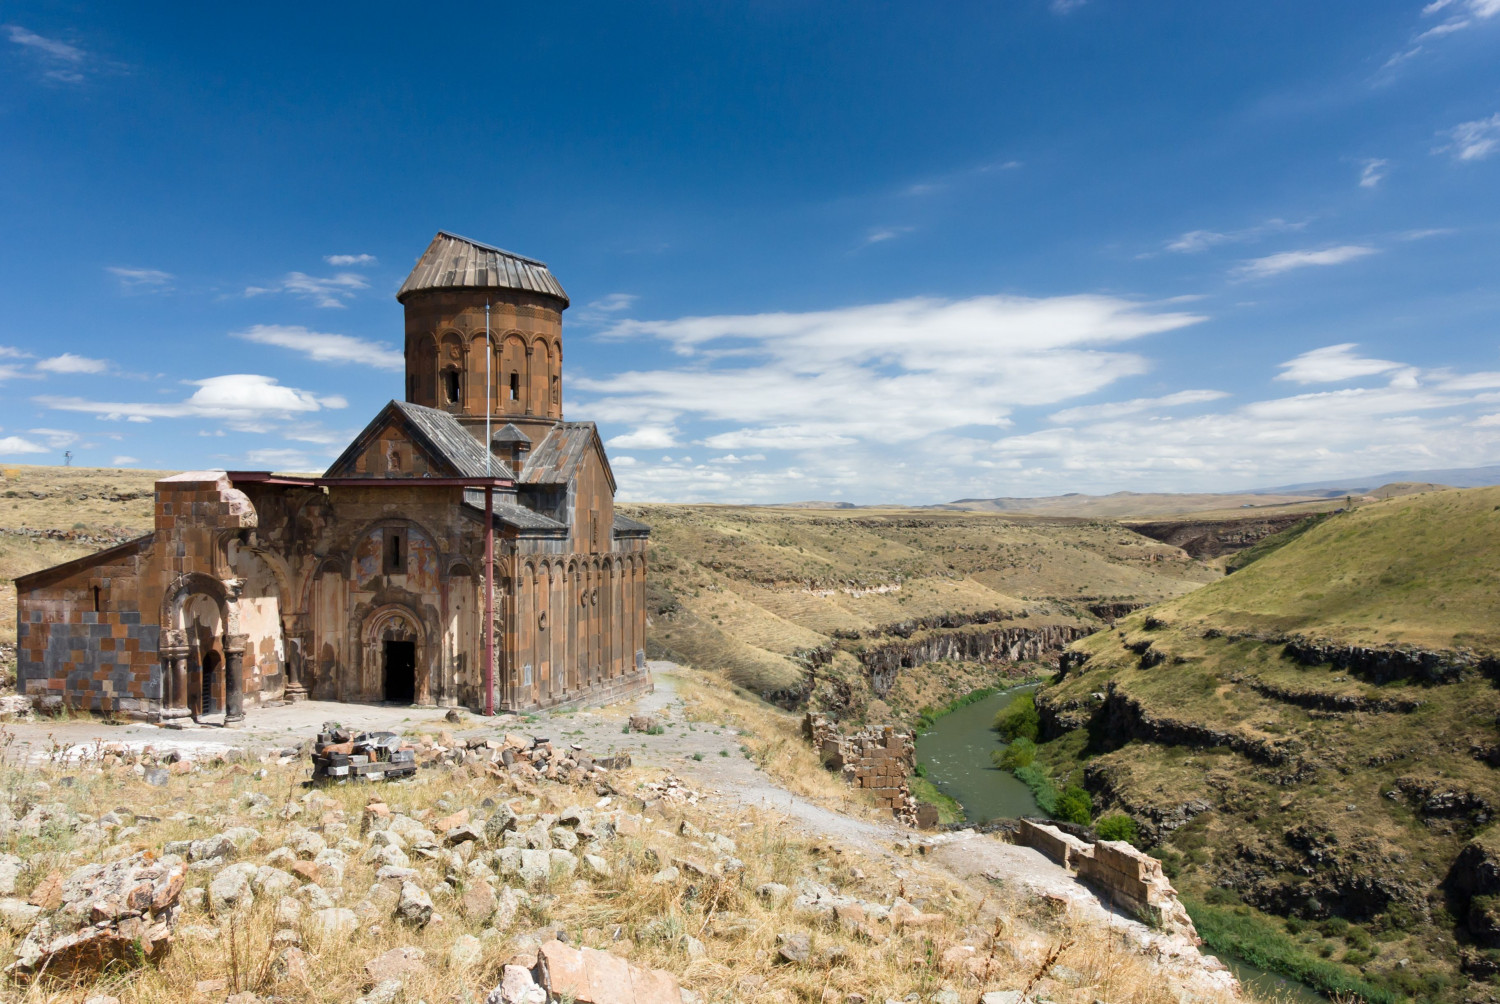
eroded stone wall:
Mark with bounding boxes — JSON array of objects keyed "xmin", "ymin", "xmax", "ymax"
[{"xmin": 804, "ymin": 713, "xmax": 929, "ymax": 826}]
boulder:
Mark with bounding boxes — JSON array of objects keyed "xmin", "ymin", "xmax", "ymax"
[
  {"xmin": 209, "ymin": 862, "xmax": 260, "ymax": 914},
  {"xmin": 397, "ymin": 881, "xmax": 434, "ymax": 926},
  {"xmin": 776, "ymin": 932, "xmax": 811, "ymax": 964},
  {"xmin": 449, "ymin": 933, "xmax": 483, "ymax": 969},
  {"xmin": 365, "ymin": 946, "xmax": 427, "ymax": 984},
  {"xmin": 0, "ymin": 854, "xmax": 23, "ymax": 896},
  {"xmin": 461, "ymin": 882, "xmax": 497, "ymax": 922},
  {"xmin": 486, "ymin": 963, "xmax": 548, "ymax": 1004},
  {"xmin": 310, "ymin": 907, "xmax": 359, "ymax": 938},
  {"xmin": 519, "ymin": 849, "xmax": 552, "ymax": 885}
]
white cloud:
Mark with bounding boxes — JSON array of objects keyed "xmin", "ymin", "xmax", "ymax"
[
  {"xmin": 28, "ymin": 428, "xmax": 78, "ymax": 448},
  {"xmin": 1275, "ymin": 343, "xmax": 1404, "ymax": 384},
  {"xmin": 589, "ymin": 293, "xmax": 637, "ymax": 313},
  {"xmin": 324, "ymin": 254, "xmax": 377, "ymax": 266},
  {"xmin": 0, "ymin": 435, "xmax": 48, "ymax": 455},
  {"xmin": 36, "ymin": 374, "xmax": 348, "ymax": 424},
  {"xmin": 1047, "ymin": 389, "xmax": 1229, "ymax": 424},
  {"xmin": 245, "ymin": 271, "xmax": 369, "ymax": 308},
  {"xmin": 1050, "ymin": 0, "xmax": 1087, "ymax": 12},
  {"xmin": 234, "ymin": 324, "xmax": 404, "ymax": 371},
  {"xmin": 1234, "ymin": 245, "xmax": 1378, "ymax": 279},
  {"xmin": 578, "ymin": 294, "xmax": 1204, "ymax": 470},
  {"xmin": 244, "ymin": 448, "xmax": 324, "ymax": 472},
  {"xmin": 605, "ymin": 426, "xmax": 681, "ymax": 450},
  {"xmin": 36, "ymin": 353, "xmax": 109, "ymax": 374},
  {"xmin": 1439, "ymin": 113, "xmax": 1500, "ymax": 161},
  {"xmin": 111, "ymin": 456, "xmax": 138, "ymax": 465},
  {"xmin": 5, "ymin": 26, "xmax": 88, "ymax": 83},
  {"xmin": 106, "ymin": 266, "xmax": 173, "ymax": 291},
  {"xmin": 1161, "ymin": 218, "xmax": 1305, "ymax": 255},
  {"xmin": 1358, "ymin": 159, "xmax": 1388, "ymax": 188}
]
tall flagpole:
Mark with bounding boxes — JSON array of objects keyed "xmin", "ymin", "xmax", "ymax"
[{"xmin": 483, "ymin": 299, "xmax": 495, "ymax": 716}]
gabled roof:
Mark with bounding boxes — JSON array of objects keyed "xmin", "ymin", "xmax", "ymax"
[
  {"xmin": 519, "ymin": 422, "xmax": 616, "ymax": 493},
  {"xmin": 491, "ymin": 423, "xmax": 532, "ymax": 446},
  {"xmin": 324, "ymin": 400, "xmax": 514, "ymax": 480},
  {"xmin": 397, "ymin": 231, "xmax": 569, "ymax": 306},
  {"xmin": 462, "ymin": 490, "xmax": 568, "ymax": 534},
  {"xmin": 613, "ymin": 512, "xmax": 651, "ymax": 537}
]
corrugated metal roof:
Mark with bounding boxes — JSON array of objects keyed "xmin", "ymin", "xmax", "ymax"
[
  {"xmin": 323, "ymin": 400, "xmax": 514, "ymax": 480},
  {"xmin": 519, "ymin": 422, "xmax": 609, "ymax": 488},
  {"xmin": 397, "ymin": 231, "xmax": 569, "ymax": 306},
  {"xmin": 462, "ymin": 490, "xmax": 568, "ymax": 532}
]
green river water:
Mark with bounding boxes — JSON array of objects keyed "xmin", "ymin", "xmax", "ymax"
[{"xmin": 915, "ymin": 686, "xmax": 1328, "ymax": 1004}]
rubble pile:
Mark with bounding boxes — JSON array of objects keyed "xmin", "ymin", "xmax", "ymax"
[
  {"xmin": 313, "ymin": 725, "xmax": 417, "ymax": 783},
  {"xmin": 4, "ymin": 851, "xmax": 186, "ymax": 977}
]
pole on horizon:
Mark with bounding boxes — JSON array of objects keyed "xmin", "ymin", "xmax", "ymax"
[{"xmin": 483, "ymin": 299, "xmax": 495, "ymax": 716}]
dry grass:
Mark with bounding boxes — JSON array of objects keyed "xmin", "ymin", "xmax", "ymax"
[{"xmin": 0, "ymin": 737, "xmax": 1246, "ymax": 1004}]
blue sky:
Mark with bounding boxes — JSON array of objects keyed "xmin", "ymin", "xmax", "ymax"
[{"xmin": 1, "ymin": 1, "xmax": 1497, "ymax": 503}]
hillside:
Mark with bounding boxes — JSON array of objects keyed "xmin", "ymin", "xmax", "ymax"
[
  {"xmin": 618, "ymin": 503, "xmax": 1218, "ymax": 724},
  {"xmin": 1030, "ymin": 485, "xmax": 1500, "ymax": 1000}
]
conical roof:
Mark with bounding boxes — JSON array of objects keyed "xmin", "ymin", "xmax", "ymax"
[{"xmin": 396, "ymin": 231, "xmax": 569, "ymax": 306}]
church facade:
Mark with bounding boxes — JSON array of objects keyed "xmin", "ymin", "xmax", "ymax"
[{"xmin": 13, "ymin": 232, "xmax": 652, "ymax": 720}]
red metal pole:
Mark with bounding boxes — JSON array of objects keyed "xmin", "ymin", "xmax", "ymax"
[{"xmin": 484, "ymin": 485, "xmax": 495, "ymax": 716}]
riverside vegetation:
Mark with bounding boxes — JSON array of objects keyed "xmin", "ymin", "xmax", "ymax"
[{"xmin": 1024, "ymin": 486, "xmax": 1500, "ymax": 1002}]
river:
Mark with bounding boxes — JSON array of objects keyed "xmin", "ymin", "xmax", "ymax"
[
  {"xmin": 914, "ymin": 687, "xmax": 1040, "ymax": 822},
  {"xmin": 916, "ymin": 685, "xmax": 1328, "ymax": 1004}
]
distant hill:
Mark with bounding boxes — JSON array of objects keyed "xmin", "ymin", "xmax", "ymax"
[
  {"xmin": 935, "ymin": 490, "xmax": 1343, "ymax": 519},
  {"xmin": 1247, "ymin": 463, "xmax": 1500, "ymax": 496},
  {"xmin": 1031, "ymin": 485, "xmax": 1500, "ymax": 1001}
]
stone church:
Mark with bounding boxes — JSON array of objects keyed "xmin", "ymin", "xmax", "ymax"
[{"xmin": 14, "ymin": 232, "xmax": 653, "ymax": 720}]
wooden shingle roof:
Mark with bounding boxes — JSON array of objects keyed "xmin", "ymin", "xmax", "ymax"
[{"xmin": 397, "ymin": 231, "xmax": 569, "ymax": 306}]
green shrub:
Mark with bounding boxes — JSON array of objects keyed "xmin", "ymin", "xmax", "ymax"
[
  {"xmin": 1094, "ymin": 812, "xmax": 1138, "ymax": 845},
  {"xmin": 1055, "ymin": 785, "xmax": 1093, "ymax": 825},
  {"xmin": 1184, "ymin": 896, "xmax": 1400, "ymax": 1004},
  {"xmin": 991, "ymin": 737, "xmax": 1036, "ymax": 770},
  {"xmin": 993, "ymin": 693, "xmax": 1040, "ymax": 742},
  {"xmin": 1013, "ymin": 763, "xmax": 1059, "ymax": 815}
]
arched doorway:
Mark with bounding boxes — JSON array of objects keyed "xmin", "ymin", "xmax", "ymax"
[{"xmin": 363, "ymin": 605, "xmax": 423, "ymax": 705}]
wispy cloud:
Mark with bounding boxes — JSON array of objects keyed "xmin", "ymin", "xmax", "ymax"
[
  {"xmin": 1275, "ymin": 343, "xmax": 1404, "ymax": 384},
  {"xmin": 324, "ymin": 254, "xmax": 377, "ymax": 266},
  {"xmin": 36, "ymin": 353, "xmax": 109, "ymax": 375},
  {"xmin": 1047, "ymin": 389, "xmax": 1229, "ymax": 425},
  {"xmin": 105, "ymin": 266, "xmax": 173, "ymax": 292},
  {"xmin": 1159, "ymin": 218, "xmax": 1305, "ymax": 255},
  {"xmin": 28, "ymin": 428, "xmax": 78, "ymax": 449},
  {"xmin": 111, "ymin": 456, "xmax": 139, "ymax": 465},
  {"xmin": 1387, "ymin": 0, "xmax": 1500, "ymax": 66},
  {"xmin": 860, "ymin": 226, "xmax": 914, "ymax": 247},
  {"xmin": 579, "ymin": 294, "xmax": 1205, "ymax": 463},
  {"xmin": 5, "ymin": 25, "xmax": 88, "ymax": 83},
  {"xmin": 244, "ymin": 271, "xmax": 369, "ymax": 308},
  {"xmin": 1050, "ymin": 0, "xmax": 1087, "ymax": 12},
  {"xmin": 1438, "ymin": 113, "xmax": 1500, "ymax": 161},
  {"xmin": 1358, "ymin": 158, "xmax": 1389, "ymax": 188},
  {"xmin": 1233, "ymin": 244, "xmax": 1378, "ymax": 279},
  {"xmin": 234, "ymin": 324, "xmax": 403, "ymax": 371},
  {"xmin": 37, "ymin": 374, "xmax": 348, "ymax": 424}
]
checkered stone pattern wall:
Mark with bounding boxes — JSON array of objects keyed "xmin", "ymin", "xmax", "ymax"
[{"xmin": 18, "ymin": 610, "xmax": 160, "ymax": 715}]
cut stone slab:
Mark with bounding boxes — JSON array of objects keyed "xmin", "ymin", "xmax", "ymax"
[{"xmin": 535, "ymin": 938, "xmax": 682, "ymax": 1004}]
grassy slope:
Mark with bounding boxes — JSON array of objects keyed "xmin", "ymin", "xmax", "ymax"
[
  {"xmin": 620, "ymin": 503, "xmax": 1217, "ymax": 722},
  {"xmin": 1036, "ymin": 486, "xmax": 1500, "ymax": 1001},
  {"xmin": 0, "ymin": 465, "xmax": 166, "ymax": 653}
]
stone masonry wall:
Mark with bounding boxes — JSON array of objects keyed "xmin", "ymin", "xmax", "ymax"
[
  {"xmin": 1016, "ymin": 819, "xmax": 1199, "ymax": 942},
  {"xmin": 803, "ymin": 713, "xmax": 933, "ymax": 827}
]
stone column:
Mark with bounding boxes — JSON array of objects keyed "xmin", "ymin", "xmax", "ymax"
[
  {"xmin": 283, "ymin": 632, "xmax": 309, "ymax": 702},
  {"xmin": 159, "ymin": 630, "xmax": 191, "ymax": 721},
  {"xmin": 224, "ymin": 633, "xmax": 247, "ymax": 725}
]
